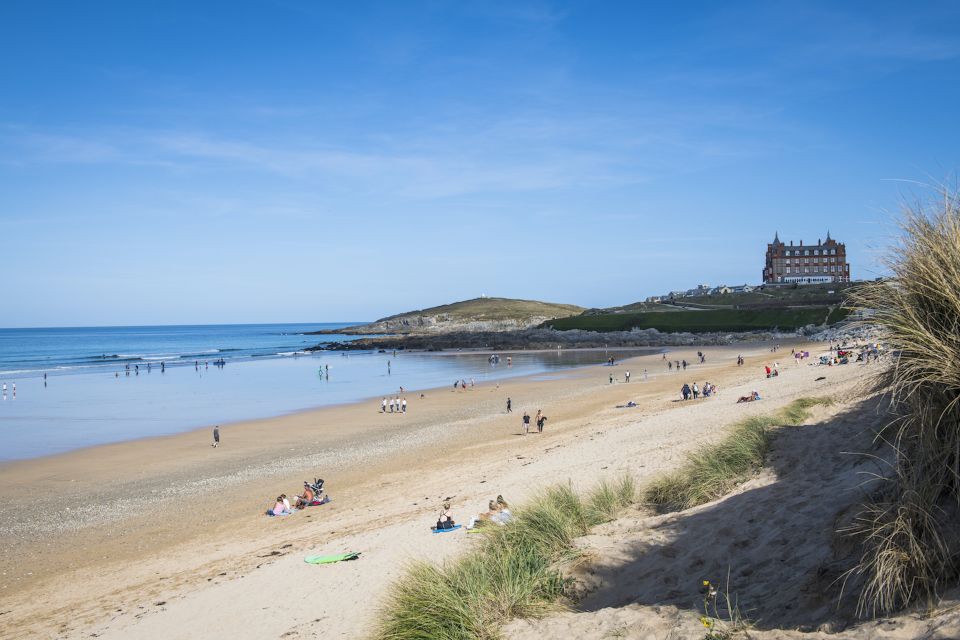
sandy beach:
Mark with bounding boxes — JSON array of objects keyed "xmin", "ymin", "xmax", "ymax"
[{"xmin": 0, "ymin": 340, "xmax": 912, "ymax": 639}]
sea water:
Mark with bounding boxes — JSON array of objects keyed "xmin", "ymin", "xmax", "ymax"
[{"xmin": 0, "ymin": 324, "xmax": 650, "ymax": 461}]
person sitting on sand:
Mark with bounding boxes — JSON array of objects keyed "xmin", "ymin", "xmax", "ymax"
[
  {"xmin": 295, "ymin": 483, "xmax": 315, "ymax": 509},
  {"xmin": 493, "ymin": 496, "xmax": 512, "ymax": 524},
  {"xmin": 436, "ymin": 501, "xmax": 455, "ymax": 529},
  {"xmin": 272, "ymin": 495, "xmax": 293, "ymax": 516},
  {"xmin": 467, "ymin": 500, "xmax": 500, "ymax": 529}
]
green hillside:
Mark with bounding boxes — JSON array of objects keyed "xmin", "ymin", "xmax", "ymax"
[
  {"xmin": 374, "ymin": 297, "xmax": 584, "ymax": 324},
  {"xmin": 546, "ymin": 306, "xmax": 849, "ymax": 333}
]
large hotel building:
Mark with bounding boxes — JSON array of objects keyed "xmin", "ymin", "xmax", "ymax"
[{"xmin": 762, "ymin": 232, "xmax": 850, "ymax": 284}]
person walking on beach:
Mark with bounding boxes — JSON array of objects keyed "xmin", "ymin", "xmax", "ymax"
[
  {"xmin": 212, "ymin": 425, "xmax": 220, "ymax": 448},
  {"xmin": 536, "ymin": 411, "xmax": 547, "ymax": 433},
  {"xmin": 609, "ymin": 373, "xmax": 614, "ymax": 384},
  {"xmin": 389, "ymin": 397, "xmax": 395, "ymax": 413},
  {"xmin": 522, "ymin": 411, "xmax": 531, "ymax": 435},
  {"xmin": 625, "ymin": 370, "xmax": 630, "ymax": 383},
  {"xmin": 506, "ymin": 397, "xmax": 512, "ymax": 413},
  {"xmin": 643, "ymin": 369, "xmax": 648, "ymax": 381},
  {"xmin": 402, "ymin": 397, "xmax": 407, "ymax": 413},
  {"xmin": 381, "ymin": 397, "xmax": 387, "ymax": 413}
]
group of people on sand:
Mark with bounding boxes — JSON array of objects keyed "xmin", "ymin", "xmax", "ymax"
[
  {"xmin": 765, "ymin": 363, "xmax": 780, "ymax": 378},
  {"xmin": 381, "ymin": 396, "xmax": 407, "ymax": 413},
  {"xmin": 521, "ymin": 409, "xmax": 547, "ymax": 435},
  {"xmin": 435, "ymin": 495, "xmax": 512, "ymax": 531},
  {"xmin": 269, "ymin": 479, "xmax": 328, "ymax": 516},
  {"xmin": 680, "ymin": 381, "xmax": 718, "ymax": 400}
]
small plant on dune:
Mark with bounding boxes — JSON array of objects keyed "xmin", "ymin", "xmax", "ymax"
[
  {"xmin": 699, "ymin": 575, "xmax": 751, "ymax": 640},
  {"xmin": 644, "ymin": 397, "xmax": 832, "ymax": 512},
  {"xmin": 845, "ymin": 188, "xmax": 960, "ymax": 616},
  {"xmin": 376, "ymin": 476, "xmax": 640, "ymax": 640}
]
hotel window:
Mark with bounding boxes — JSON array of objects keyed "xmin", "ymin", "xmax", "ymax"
[
  {"xmin": 831, "ymin": 249, "xmax": 836, "ymax": 255},
  {"xmin": 785, "ymin": 267, "xmax": 791, "ymax": 274},
  {"xmin": 814, "ymin": 250, "xmax": 820, "ymax": 255},
  {"xmin": 804, "ymin": 250, "xmax": 810, "ymax": 255}
]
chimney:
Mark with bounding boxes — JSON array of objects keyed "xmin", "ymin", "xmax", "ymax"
[
  {"xmin": 790, "ymin": 240, "xmax": 793, "ymax": 246},
  {"xmin": 818, "ymin": 238, "xmax": 821, "ymax": 245},
  {"xmin": 800, "ymin": 240, "xmax": 803, "ymax": 246}
]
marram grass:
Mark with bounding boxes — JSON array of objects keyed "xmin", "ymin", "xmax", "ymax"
[
  {"xmin": 643, "ymin": 397, "xmax": 833, "ymax": 512},
  {"xmin": 845, "ymin": 189, "xmax": 960, "ymax": 617},
  {"xmin": 374, "ymin": 475, "xmax": 637, "ymax": 640}
]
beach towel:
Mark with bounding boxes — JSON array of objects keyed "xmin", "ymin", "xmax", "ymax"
[
  {"xmin": 306, "ymin": 496, "xmax": 332, "ymax": 507},
  {"xmin": 431, "ymin": 525, "xmax": 462, "ymax": 534},
  {"xmin": 266, "ymin": 509, "xmax": 295, "ymax": 517},
  {"xmin": 304, "ymin": 552, "xmax": 360, "ymax": 564}
]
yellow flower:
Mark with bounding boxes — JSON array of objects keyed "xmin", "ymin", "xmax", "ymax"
[
  {"xmin": 700, "ymin": 616, "xmax": 714, "ymax": 628},
  {"xmin": 702, "ymin": 580, "xmax": 710, "ymax": 586}
]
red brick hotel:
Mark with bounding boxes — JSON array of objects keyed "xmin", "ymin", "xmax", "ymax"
[{"xmin": 762, "ymin": 232, "xmax": 850, "ymax": 284}]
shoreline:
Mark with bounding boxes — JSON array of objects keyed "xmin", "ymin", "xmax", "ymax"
[
  {"xmin": 0, "ymin": 346, "xmax": 664, "ymax": 468},
  {"xmin": 0, "ymin": 338, "xmax": 823, "ymax": 639}
]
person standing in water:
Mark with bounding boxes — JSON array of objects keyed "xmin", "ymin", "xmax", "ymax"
[{"xmin": 212, "ymin": 425, "xmax": 220, "ymax": 448}]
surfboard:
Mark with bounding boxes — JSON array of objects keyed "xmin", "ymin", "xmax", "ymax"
[
  {"xmin": 431, "ymin": 524, "xmax": 462, "ymax": 534},
  {"xmin": 304, "ymin": 552, "xmax": 360, "ymax": 564}
]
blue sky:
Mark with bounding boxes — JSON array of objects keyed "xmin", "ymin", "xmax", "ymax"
[{"xmin": 1, "ymin": 1, "xmax": 958, "ymax": 326}]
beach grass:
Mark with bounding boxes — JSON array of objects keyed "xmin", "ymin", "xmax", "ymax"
[
  {"xmin": 374, "ymin": 476, "xmax": 637, "ymax": 640},
  {"xmin": 845, "ymin": 188, "xmax": 960, "ymax": 617},
  {"xmin": 644, "ymin": 397, "xmax": 833, "ymax": 512},
  {"xmin": 545, "ymin": 306, "xmax": 849, "ymax": 334}
]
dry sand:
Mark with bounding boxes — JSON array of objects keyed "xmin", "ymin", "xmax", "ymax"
[{"xmin": 3, "ymin": 340, "xmax": 954, "ymax": 639}]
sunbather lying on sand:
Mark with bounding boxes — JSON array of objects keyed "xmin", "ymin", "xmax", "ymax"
[{"xmin": 736, "ymin": 390, "xmax": 762, "ymax": 403}]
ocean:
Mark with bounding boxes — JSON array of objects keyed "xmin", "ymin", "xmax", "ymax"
[{"xmin": 0, "ymin": 324, "xmax": 650, "ymax": 461}]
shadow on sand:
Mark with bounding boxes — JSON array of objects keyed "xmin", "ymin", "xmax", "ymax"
[{"xmin": 575, "ymin": 396, "xmax": 889, "ymax": 631}]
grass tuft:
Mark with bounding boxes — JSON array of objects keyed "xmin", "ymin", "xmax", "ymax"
[
  {"xmin": 844, "ymin": 187, "xmax": 960, "ymax": 617},
  {"xmin": 374, "ymin": 477, "xmax": 639, "ymax": 640},
  {"xmin": 643, "ymin": 397, "xmax": 832, "ymax": 512}
]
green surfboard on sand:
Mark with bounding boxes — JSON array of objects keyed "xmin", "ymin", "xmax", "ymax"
[{"xmin": 304, "ymin": 552, "xmax": 360, "ymax": 564}]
